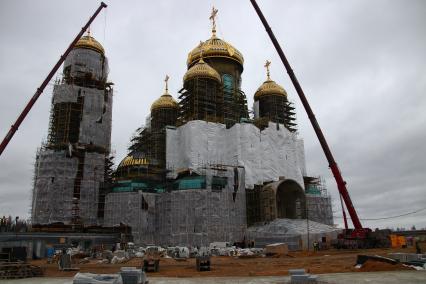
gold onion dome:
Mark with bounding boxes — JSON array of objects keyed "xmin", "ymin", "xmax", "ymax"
[
  {"xmin": 74, "ymin": 32, "xmax": 105, "ymax": 55},
  {"xmin": 151, "ymin": 75, "xmax": 179, "ymax": 111},
  {"xmin": 187, "ymin": 7, "xmax": 243, "ymax": 68},
  {"xmin": 117, "ymin": 152, "xmax": 150, "ymax": 169},
  {"xmin": 183, "ymin": 58, "xmax": 221, "ymax": 83},
  {"xmin": 254, "ymin": 60, "xmax": 287, "ymax": 100},
  {"xmin": 187, "ymin": 36, "xmax": 244, "ymax": 68}
]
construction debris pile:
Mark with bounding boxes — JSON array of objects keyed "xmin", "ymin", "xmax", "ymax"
[
  {"xmin": 44, "ymin": 241, "xmax": 275, "ymax": 267},
  {"xmin": 0, "ymin": 262, "xmax": 43, "ymax": 280},
  {"xmin": 0, "ymin": 244, "xmax": 44, "ymax": 279}
]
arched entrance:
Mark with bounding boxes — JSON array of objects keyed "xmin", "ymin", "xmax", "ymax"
[
  {"xmin": 275, "ymin": 179, "xmax": 306, "ymax": 219},
  {"xmin": 259, "ymin": 179, "xmax": 306, "ymax": 221}
]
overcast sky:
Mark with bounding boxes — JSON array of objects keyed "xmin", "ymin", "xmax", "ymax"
[{"xmin": 0, "ymin": 0, "xmax": 425, "ymax": 230}]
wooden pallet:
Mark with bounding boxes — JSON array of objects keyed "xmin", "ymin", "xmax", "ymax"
[{"xmin": 0, "ymin": 262, "xmax": 43, "ymax": 279}]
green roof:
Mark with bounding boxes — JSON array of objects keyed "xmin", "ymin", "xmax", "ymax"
[
  {"xmin": 113, "ymin": 180, "xmax": 158, "ymax": 193},
  {"xmin": 175, "ymin": 176, "xmax": 206, "ymax": 190}
]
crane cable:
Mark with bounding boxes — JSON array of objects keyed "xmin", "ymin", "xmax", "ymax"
[{"xmin": 334, "ymin": 206, "xmax": 426, "ymax": 221}]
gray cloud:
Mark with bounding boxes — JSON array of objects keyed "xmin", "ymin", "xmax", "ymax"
[{"xmin": 0, "ymin": 0, "xmax": 425, "ymax": 229}]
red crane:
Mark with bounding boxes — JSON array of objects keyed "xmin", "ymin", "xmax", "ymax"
[
  {"xmin": 0, "ymin": 2, "xmax": 108, "ymax": 157},
  {"xmin": 249, "ymin": 0, "xmax": 375, "ymax": 246}
]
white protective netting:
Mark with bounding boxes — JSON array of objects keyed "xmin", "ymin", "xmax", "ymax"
[
  {"xmin": 104, "ymin": 168, "xmax": 247, "ymax": 247},
  {"xmin": 247, "ymin": 218, "xmax": 341, "ymax": 250},
  {"xmin": 166, "ymin": 120, "xmax": 306, "ymax": 189}
]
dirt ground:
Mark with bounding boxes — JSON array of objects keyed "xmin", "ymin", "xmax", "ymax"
[{"xmin": 30, "ymin": 247, "xmax": 415, "ymax": 278}]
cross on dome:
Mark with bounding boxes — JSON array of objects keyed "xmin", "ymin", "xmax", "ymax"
[
  {"xmin": 164, "ymin": 75, "xmax": 170, "ymax": 92},
  {"xmin": 264, "ymin": 60, "xmax": 271, "ymax": 80},
  {"xmin": 209, "ymin": 6, "xmax": 218, "ymax": 36}
]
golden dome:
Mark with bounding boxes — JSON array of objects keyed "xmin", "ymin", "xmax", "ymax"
[
  {"xmin": 74, "ymin": 34, "xmax": 105, "ymax": 55},
  {"xmin": 254, "ymin": 60, "xmax": 287, "ymax": 100},
  {"xmin": 187, "ymin": 35, "xmax": 244, "ymax": 68},
  {"xmin": 254, "ymin": 79, "xmax": 287, "ymax": 100},
  {"xmin": 183, "ymin": 58, "xmax": 221, "ymax": 83},
  {"xmin": 117, "ymin": 153, "xmax": 150, "ymax": 169},
  {"xmin": 151, "ymin": 93, "xmax": 178, "ymax": 111},
  {"xmin": 151, "ymin": 76, "xmax": 178, "ymax": 111}
]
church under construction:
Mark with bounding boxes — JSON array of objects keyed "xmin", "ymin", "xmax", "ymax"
[{"xmin": 31, "ymin": 8, "xmax": 334, "ymax": 248}]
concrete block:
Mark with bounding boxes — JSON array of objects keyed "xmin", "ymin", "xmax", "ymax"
[
  {"xmin": 388, "ymin": 253, "xmax": 425, "ymax": 263},
  {"xmin": 291, "ymin": 274, "xmax": 310, "ymax": 282},
  {"xmin": 119, "ymin": 267, "xmax": 145, "ymax": 284},
  {"xmin": 288, "ymin": 269, "xmax": 306, "ymax": 275}
]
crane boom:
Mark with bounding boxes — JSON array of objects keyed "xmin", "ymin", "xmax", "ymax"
[
  {"xmin": 249, "ymin": 0, "xmax": 364, "ymax": 231},
  {"xmin": 0, "ymin": 2, "xmax": 108, "ymax": 157}
]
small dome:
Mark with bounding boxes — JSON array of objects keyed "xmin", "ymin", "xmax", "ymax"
[
  {"xmin": 187, "ymin": 35, "xmax": 244, "ymax": 68},
  {"xmin": 255, "ymin": 60, "xmax": 287, "ymax": 100},
  {"xmin": 151, "ymin": 92, "xmax": 178, "ymax": 111},
  {"xmin": 74, "ymin": 34, "xmax": 105, "ymax": 55},
  {"xmin": 117, "ymin": 151, "xmax": 152, "ymax": 170},
  {"xmin": 183, "ymin": 58, "xmax": 221, "ymax": 83},
  {"xmin": 254, "ymin": 79, "xmax": 287, "ymax": 100}
]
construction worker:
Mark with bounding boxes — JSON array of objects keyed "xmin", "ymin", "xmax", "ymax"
[{"xmin": 313, "ymin": 241, "xmax": 319, "ymax": 252}]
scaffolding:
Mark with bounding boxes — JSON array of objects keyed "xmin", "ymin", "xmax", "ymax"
[
  {"xmin": 154, "ymin": 165, "xmax": 246, "ymax": 247},
  {"xmin": 151, "ymin": 106, "xmax": 178, "ymax": 130},
  {"xmin": 245, "ymin": 185, "xmax": 262, "ymax": 226},
  {"xmin": 304, "ymin": 176, "xmax": 328, "ymax": 196},
  {"xmin": 32, "ymin": 46, "xmax": 113, "ymax": 227},
  {"xmin": 31, "ymin": 147, "xmax": 109, "ymax": 225},
  {"xmin": 178, "ymin": 77, "xmax": 250, "ymax": 128},
  {"xmin": 62, "ymin": 48, "xmax": 108, "ymax": 90},
  {"xmin": 129, "ymin": 101, "xmax": 178, "ymax": 169},
  {"xmin": 47, "ymin": 96, "xmax": 84, "ymax": 147},
  {"xmin": 255, "ymin": 94, "xmax": 297, "ymax": 132},
  {"xmin": 128, "ymin": 128, "xmax": 167, "ymax": 172},
  {"xmin": 304, "ymin": 176, "xmax": 333, "ymax": 225},
  {"xmin": 230, "ymin": 89, "xmax": 249, "ymax": 126},
  {"xmin": 178, "ymin": 78, "xmax": 224, "ymax": 125}
]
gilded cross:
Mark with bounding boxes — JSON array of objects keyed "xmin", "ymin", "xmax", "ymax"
[
  {"xmin": 265, "ymin": 60, "xmax": 271, "ymax": 80},
  {"xmin": 164, "ymin": 75, "xmax": 169, "ymax": 92},
  {"xmin": 210, "ymin": 6, "xmax": 218, "ymax": 36},
  {"xmin": 198, "ymin": 41, "xmax": 205, "ymax": 62}
]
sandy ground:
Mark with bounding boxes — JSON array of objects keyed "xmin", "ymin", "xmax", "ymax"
[{"xmin": 28, "ymin": 247, "xmax": 417, "ymax": 278}]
